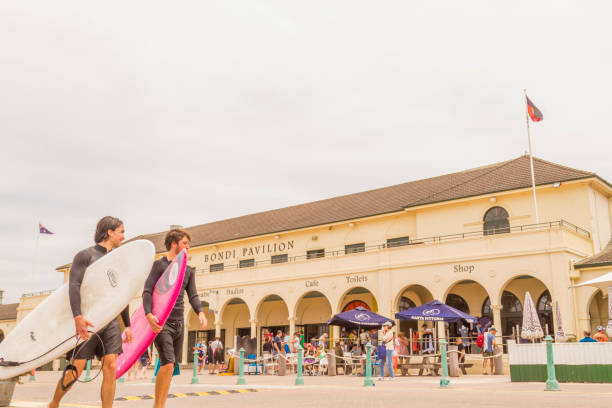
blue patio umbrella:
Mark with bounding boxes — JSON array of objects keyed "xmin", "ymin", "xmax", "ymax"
[
  {"xmin": 395, "ymin": 300, "xmax": 477, "ymax": 323},
  {"xmin": 328, "ymin": 306, "xmax": 395, "ymax": 329}
]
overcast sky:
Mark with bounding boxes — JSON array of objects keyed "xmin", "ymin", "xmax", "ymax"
[{"xmin": 1, "ymin": 1, "xmax": 610, "ymax": 303}]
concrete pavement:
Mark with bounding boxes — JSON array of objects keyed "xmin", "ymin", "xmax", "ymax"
[{"xmin": 9, "ymin": 369, "xmax": 612, "ymax": 408}]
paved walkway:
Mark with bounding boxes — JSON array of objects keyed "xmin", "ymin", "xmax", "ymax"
[{"xmin": 9, "ymin": 370, "xmax": 612, "ymax": 407}]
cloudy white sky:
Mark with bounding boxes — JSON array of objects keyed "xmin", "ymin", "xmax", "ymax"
[{"xmin": 1, "ymin": 1, "xmax": 611, "ymax": 303}]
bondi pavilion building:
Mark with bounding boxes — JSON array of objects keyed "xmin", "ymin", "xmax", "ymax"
[{"xmin": 4, "ymin": 155, "xmax": 612, "ymax": 366}]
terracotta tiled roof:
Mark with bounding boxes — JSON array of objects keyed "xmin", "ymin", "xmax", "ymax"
[
  {"xmin": 0, "ymin": 303, "xmax": 18, "ymax": 321},
  {"xmin": 118, "ymin": 155, "xmax": 602, "ymax": 254},
  {"xmin": 575, "ymin": 240, "xmax": 612, "ymax": 268}
]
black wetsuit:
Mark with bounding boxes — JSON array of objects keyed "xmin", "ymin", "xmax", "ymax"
[
  {"xmin": 67, "ymin": 244, "xmax": 130, "ymax": 360},
  {"xmin": 142, "ymin": 258, "xmax": 202, "ymax": 365}
]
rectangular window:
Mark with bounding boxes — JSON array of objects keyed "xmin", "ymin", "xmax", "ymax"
[
  {"xmin": 209, "ymin": 263, "xmax": 224, "ymax": 272},
  {"xmin": 271, "ymin": 254, "xmax": 288, "ymax": 264},
  {"xmin": 307, "ymin": 249, "xmax": 325, "ymax": 259},
  {"xmin": 345, "ymin": 243, "xmax": 365, "ymax": 254},
  {"xmin": 239, "ymin": 258, "xmax": 255, "ymax": 268},
  {"xmin": 387, "ymin": 236, "xmax": 410, "ymax": 248}
]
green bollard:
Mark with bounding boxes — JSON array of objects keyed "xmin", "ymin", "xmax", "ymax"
[
  {"xmin": 439, "ymin": 339, "xmax": 450, "ymax": 388},
  {"xmin": 84, "ymin": 360, "xmax": 91, "ymax": 381},
  {"xmin": 363, "ymin": 343, "xmax": 374, "ymax": 387},
  {"xmin": 152, "ymin": 353, "xmax": 159, "ymax": 383},
  {"xmin": 237, "ymin": 347, "xmax": 246, "ymax": 385},
  {"xmin": 295, "ymin": 349, "xmax": 304, "ymax": 386},
  {"xmin": 29, "ymin": 370, "xmax": 35, "ymax": 382},
  {"xmin": 118, "ymin": 374, "xmax": 125, "ymax": 383},
  {"xmin": 191, "ymin": 349, "xmax": 199, "ymax": 384},
  {"xmin": 544, "ymin": 335, "xmax": 560, "ymax": 391}
]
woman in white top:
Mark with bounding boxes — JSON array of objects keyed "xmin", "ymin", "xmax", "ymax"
[{"xmin": 378, "ymin": 322, "xmax": 395, "ymax": 380}]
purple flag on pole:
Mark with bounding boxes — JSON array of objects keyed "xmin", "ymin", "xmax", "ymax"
[{"xmin": 39, "ymin": 223, "xmax": 54, "ymax": 234}]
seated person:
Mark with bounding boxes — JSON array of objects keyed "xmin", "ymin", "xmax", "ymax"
[
  {"xmin": 580, "ymin": 330, "xmax": 597, "ymax": 343},
  {"xmin": 304, "ymin": 345, "xmax": 317, "ymax": 375}
]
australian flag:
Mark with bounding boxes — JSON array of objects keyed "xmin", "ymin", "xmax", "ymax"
[{"xmin": 39, "ymin": 223, "xmax": 54, "ymax": 234}]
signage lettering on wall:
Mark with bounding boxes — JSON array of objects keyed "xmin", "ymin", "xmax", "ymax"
[
  {"xmin": 346, "ymin": 275, "xmax": 368, "ymax": 284},
  {"xmin": 305, "ymin": 280, "xmax": 319, "ymax": 287},
  {"xmin": 453, "ymin": 264, "xmax": 475, "ymax": 273},
  {"xmin": 226, "ymin": 288, "xmax": 244, "ymax": 295},
  {"xmin": 203, "ymin": 240, "xmax": 294, "ymax": 263}
]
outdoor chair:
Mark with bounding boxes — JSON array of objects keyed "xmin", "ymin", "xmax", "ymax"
[{"xmin": 246, "ymin": 353, "xmax": 262, "ymax": 375}]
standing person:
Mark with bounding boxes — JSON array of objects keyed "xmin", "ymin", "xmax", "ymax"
[
  {"xmin": 143, "ymin": 229, "xmax": 207, "ymax": 408},
  {"xmin": 456, "ymin": 338, "xmax": 466, "ymax": 363},
  {"xmin": 206, "ymin": 340, "xmax": 215, "ymax": 373},
  {"xmin": 396, "ymin": 332, "xmax": 409, "ymax": 374},
  {"xmin": 273, "ymin": 330, "xmax": 283, "ymax": 355},
  {"xmin": 359, "ymin": 329, "xmax": 370, "ymax": 352},
  {"xmin": 378, "ymin": 322, "xmax": 395, "ymax": 381},
  {"xmin": 458, "ymin": 323, "xmax": 470, "ymax": 353},
  {"xmin": 48, "ymin": 216, "xmax": 132, "ymax": 408},
  {"xmin": 197, "ymin": 345, "xmax": 205, "ymax": 374},
  {"xmin": 210, "ymin": 336, "xmax": 224, "ymax": 373},
  {"xmin": 137, "ymin": 348, "xmax": 151, "ymax": 379},
  {"xmin": 482, "ymin": 327, "xmax": 497, "ymax": 375}
]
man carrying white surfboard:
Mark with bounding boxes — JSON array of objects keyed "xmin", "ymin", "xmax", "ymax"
[
  {"xmin": 48, "ymin": 216, "xmax": 133, "ymax": 408},
  {"xmin": 143, "ymin": 229, "xmax": 207, "ymax": 408}
]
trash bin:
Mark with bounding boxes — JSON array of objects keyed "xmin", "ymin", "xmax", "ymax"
[{"xmin": 0, "ymin": 378, "xmax": 17, "ymax": 407}]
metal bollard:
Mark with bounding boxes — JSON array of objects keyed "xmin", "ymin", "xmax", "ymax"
[
  {"xmin": 191, "ymin": 349, "xmax": 199, "ymax": 384},
  {"xmin": 295, "ymin": 349, "xmax": 304, "ymax": 385},
  {"xmin": 152, "ymin": 353, "xmax": 159, "ymax": 383},
  {"xmin": 28, "ymin": 370, "xmax": 35, "ymax": 382},
  {"xmin": 363, "ymin": 344, "xmax": 373, "ymax": 387},
  {"xmin": 448, "ymin": 345, "xmax": 459, "ymax": 377},
  {"xmin": 118, "ymin": 374, "xmax": 125, "ymax": 383},
  {"xmin": 237, "ymin": 348, "xmax": 246, "ymax": 385},
  {"xmin": 544, "ymin": 335, "xmax": 560, "ymax": 391},
  {"xmin": 439, "ymin": 339, "xmax": 450, "ymax": 388},
  {"xmin": 84, "ymin": 360, "xmax": 91, "ymax": 381}
]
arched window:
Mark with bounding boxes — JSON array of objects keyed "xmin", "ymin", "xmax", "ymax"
[
  {"xmin": 501, "ymin": 291, "xmax": 522, "ymax": 313},
  {"xmin": 484, "ymin": 206, "xmax": 510, "ymax": 235},
  {"xmin": 537, "ymin": 290, "xmax": 552, "ymax": 313},
  {"xmin": 398, "ymin": 296, "xmax": 416, "ymax": 311},
  {"xmin": 446, "ymin": 294, "xmax": 470, "ymax": 314},
  {"xmin": 482, "ymin": 291, "xmax": 522, "ymax": 316},
  {"xmin": 482, "ymin": 297, "xmax": 491, "ymax": 316}
]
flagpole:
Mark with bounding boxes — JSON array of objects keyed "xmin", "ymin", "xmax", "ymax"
[
  {"xmin": 33, "ymin": 221, "xmax": 40, "ymax": 281},
  {"xmin": 524, "ymin": 89, "xmax": 540, "ymax": 224}
]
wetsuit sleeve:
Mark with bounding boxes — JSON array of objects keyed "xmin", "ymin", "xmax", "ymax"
[
  {"xmin": 185, "ymin": 267, "xmax": 203, "ymax": 314},
  {"xmin": 120, "ymin": 306, "xmax": 131, "ymax": 327},
  {"xmin": 68, "ymin": 250, "xmax": 90, "ymax": 318},
  {"xmin": 142, "ymin": 262, "xmax": 163, "ymax": 315}
]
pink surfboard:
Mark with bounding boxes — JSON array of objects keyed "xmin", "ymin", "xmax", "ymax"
[{"xmin": 115, "ymin": 249, "xmax": 187, "ymax": 379}]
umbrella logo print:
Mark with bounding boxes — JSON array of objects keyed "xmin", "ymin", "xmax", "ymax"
[
  {"xmin": 355, "ymin": 312, "xmax": 371, "ymax": 321},
  {"xmin": 423, "ymin": 308, "xmax": 440, "ymax": 316}
]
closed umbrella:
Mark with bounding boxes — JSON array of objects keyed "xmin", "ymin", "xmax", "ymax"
[
  {"xmin": 554, "ymin": 301, "xmax": 566, "ymax": 342},
  {"xmin": 521, "ymin": 291, "xmax": 544, "ymax": 340}
]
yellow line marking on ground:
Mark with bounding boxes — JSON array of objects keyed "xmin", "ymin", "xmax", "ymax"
[{"xmin": 115, "ymin": 388, "xmax": 259, "ymax": 401}]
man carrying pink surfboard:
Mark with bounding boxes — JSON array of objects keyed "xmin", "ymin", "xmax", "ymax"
[{"xmin": 142, "ymin": 229, "xmax": 207, "ymax": 408}]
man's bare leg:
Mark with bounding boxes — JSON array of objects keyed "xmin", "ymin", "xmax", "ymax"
[
  {"xmin": 48, "ymin": 359, "xmax": 87, "ymax": 408},
  {"xmin": 100, "ymin": 354, "xmax": 118, "ymax": 408},
  {"xmin": 153, "ymin": 364, "xmax": 174, "ymax": 408}
]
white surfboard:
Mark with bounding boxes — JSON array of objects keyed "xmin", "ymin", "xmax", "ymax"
[{"xmin": 0, "ymin": 240, "xmax": 154, "ymax": 379}]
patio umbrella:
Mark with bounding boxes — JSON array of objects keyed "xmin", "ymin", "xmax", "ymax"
[
  {"xmin": 520, "ymin": 291, "xmax": 544, "ymax": 340},
  {"xmin": 327, "ymin": 306, "xmax": 395, "ymax": 329},
  {"xmin": 554, "ymin": 301, "xmax": 567, "ymax": 342},
  {"xmin": 395, "ymin": 300, "xmax": 477, "ymax": 323}
]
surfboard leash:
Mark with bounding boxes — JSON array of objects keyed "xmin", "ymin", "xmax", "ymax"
[{"xmin": 61, "ymin": 330, "xmax": 105, "ymax": 390}]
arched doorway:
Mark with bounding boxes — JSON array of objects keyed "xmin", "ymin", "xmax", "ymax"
[
  {"xmin": 295, "ymin": 291, "xmax": 332, "ymax": 345},
  {"xmin": 498, "ymin": 275, "xmax": 553, "ymax": 338},
  {"xmin": 186, "ymin": 300, "xmax": 218, "ymax": 363},
  {"xmin": 588, "ymin": 290, "xmax": 610, "ymax": 333},
  {"xmin": 338, "ymin": 287, "xmax": 378, "ymax": 341},
  {"xmin": 482, "ymin": 291, "xmax": 522, "ymax": 340},
  {"xmin": 257, "ymin": 294, "xmax": 289, "ymax": 347},
  {"xmin": 220, "ymin": 297, "xmax": 251, "ymax": 350},
  {"xmin": 444, "ymin": 280, "xmax": 490, "ymax": 341},
  {"xmin": 395, "ymin": 285, "xmax": 434, "ymax": 338}
]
